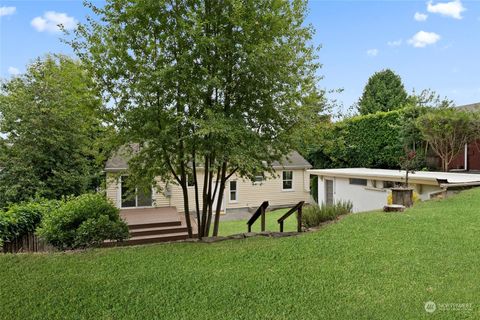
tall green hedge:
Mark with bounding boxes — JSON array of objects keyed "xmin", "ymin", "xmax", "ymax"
[
  {"xmin": 338, "ymin": 110, "xmax": 404, "ymax": 168},
  {"xmin": 307, "ymin": 107, "xmax": 429, "ymax": 169}
]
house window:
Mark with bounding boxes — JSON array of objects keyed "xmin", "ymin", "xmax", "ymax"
[
  {"xmin": 383, "ymin": 181, "xmax": 396, "ymax": 189},
  {"xmin": 349, "ymin": 178, "xmax": 367, "ymax": 186},
  {"xmin": 229, "ymin": 180, "xmax": 237, "ymax": 202},
  {"xmin": 282, "ymin": 171, "xmax": 293, "ymax": 190},
  {"xmin": 121, "ymin": 176, "xmax": 153, "ymax": 208},
  {"xmin": 254, "ymin": 175, "xmax": 264, "ymax": 184}
]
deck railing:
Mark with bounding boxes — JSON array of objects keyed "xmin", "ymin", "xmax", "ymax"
[
  {"xmin": 246, "ymin": 201, "xmax": 269, "ymax": 232},
  {"xmin": 277, "ymin": 201, "xmax": 304, "ymax": 232}
]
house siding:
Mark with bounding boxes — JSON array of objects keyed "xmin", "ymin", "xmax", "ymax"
[{"xmin": 106, "ymin": 169, "xmax": 310, "ymax": 213}]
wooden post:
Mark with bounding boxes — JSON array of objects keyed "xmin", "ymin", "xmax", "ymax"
[
  {"xmin": 261, "ymin": 207, "xmax": 265, "ymax": 232},
  {"xmin": 297, "ymin": 206, "xmax": 302, "ymax": 232},
  {"xmin": 280, "ymin": 221, "xmax": 284, "ymax": 232}
]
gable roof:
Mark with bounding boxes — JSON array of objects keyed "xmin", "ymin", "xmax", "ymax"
[{"xmin": 105, "ymin": 148, "xmax": 311, "ymax": 172}]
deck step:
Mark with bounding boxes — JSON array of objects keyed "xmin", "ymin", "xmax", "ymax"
[
  {"xmin": 128, "ymin": 220, "xmax": 182, "ymax": 230},
  {"xmin": 126, "ymin": 232, "xmax": 195, "ymax": 245},
  {"xmin": 129, "ymin": 225, "xmax": 188, "ymax": 237}
]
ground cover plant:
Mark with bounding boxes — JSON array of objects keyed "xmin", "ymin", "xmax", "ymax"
[{"xmin": 1, "ymin": 189, "xmax": 480, "ymax": 319}]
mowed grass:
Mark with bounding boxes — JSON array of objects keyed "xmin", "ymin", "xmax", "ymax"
[
  {"xmin": 219, "ymin": 208, "xmax": 299, "ymax": 236},
  {"xmin": 1, "ymin": 189, "xmax": 480, "ymax": 319}
]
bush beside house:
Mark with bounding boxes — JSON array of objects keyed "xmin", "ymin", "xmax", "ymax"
[{"xmin": 1, "ymin": 194, "xmax": 128, "ymax": 252}]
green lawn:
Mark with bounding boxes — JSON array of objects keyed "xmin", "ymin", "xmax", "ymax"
[{"xmin": 1, "ymin": 189, "xmax": 480, "ymax": 319}]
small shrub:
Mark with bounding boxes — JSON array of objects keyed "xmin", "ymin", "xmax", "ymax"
[
  {"xmin": 302, "ymin": 201, "xmax": 353, "ymax": 228},
  {"xmin": 0, "ymin": 199, "xmax": 61, "ymax": 248},
  {"xmin": 38, "ymin": 194, "xmax": 129, "ymax": 250}
]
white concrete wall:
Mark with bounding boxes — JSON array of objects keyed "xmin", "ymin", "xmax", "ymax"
[{"xmin": 317, "ymin": 176, "xmax": 443, "ymax": 213}]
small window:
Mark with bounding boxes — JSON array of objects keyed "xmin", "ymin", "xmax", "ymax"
[
  {"xmin": 383, "ymin": 181, "xmax": 396, "ymax": 189},
  {"xmin": 229, "ymin": 181, "xmax": 237, "ymax": 202},
  {"xmin": 254, "ymin": 175, "xmax": 264, "ymax": 184},
  {"xmin": 282, "ymin": 171, "xmax": 293, "ymax": 190},
  {"xmin": 349, "ymin": 178, "xmax": 367, "ymax": 186}
]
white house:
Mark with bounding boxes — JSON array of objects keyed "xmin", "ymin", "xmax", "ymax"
[{"xmin": 308, "ymin": 168, "xmax": 480, "ymax": 213}]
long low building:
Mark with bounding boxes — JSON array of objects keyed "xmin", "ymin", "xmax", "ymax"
[{"xmin": 308, "ymin": 168, "xmax": 480, "ymax": 212}]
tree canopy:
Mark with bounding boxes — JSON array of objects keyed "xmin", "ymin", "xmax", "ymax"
[
  {"xmin": 357, "ymin": 69, "xmax": 408, "ymax": 115},
  {"xmin": 417, "ymin": 108, "xmax": 480, "ymax": 171},
  {"xmin": 0, "ymin": 55, "xmax": 109, "ymax": 208},
  {"xmin": 72, "ymin": 0, "xmax": 324, "ymax": 237}
]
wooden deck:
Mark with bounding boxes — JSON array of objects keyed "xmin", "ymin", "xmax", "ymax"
[
  {"xmin": 107, "ymin": 207, "xmax": 197, "ymax": 246},
  {"xmin": 120, "ymin": 207, "xmax": 181, "ymax": 226}
]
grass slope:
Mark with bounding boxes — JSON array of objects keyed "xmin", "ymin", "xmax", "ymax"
[{"xmin": 1, "ymin": 189, "xmax": 480, "ymax": 319}]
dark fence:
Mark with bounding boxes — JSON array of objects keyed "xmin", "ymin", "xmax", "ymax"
[{"xmin": 2, "ymin": 233, "xmax": 55, "ymax": 254}]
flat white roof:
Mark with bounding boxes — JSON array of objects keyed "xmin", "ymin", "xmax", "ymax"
[{"xmin": 308, "ymin": 168, "xmax": 480, "ymax": 186}]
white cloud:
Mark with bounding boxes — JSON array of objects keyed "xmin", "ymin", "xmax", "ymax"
[
  {"xmin": 31, "ymin": 11, "xmax": 77, "ymax": 33},
  {"xmin": 8, "ymin": 67, "xmax": 20, "ymax": 76},
  {"xmin": 408, "ymin": 31, "xmax": 441, "ymax": 48},
  {"xmin": 0, "ymin": 6, "xmax": 16, "ymax": 17},
  {"xmin": 366, "ymin": 49, "xmax": 379, "ymax": 57},
  {"xmin": 387, "ymin": 39, "xmax": 402, "ymax": 47},
  {"xmin": 427, "ymin": 0, "xmax": 465, "ymax": 20},
  {"xmin": 414, "ymin": 12, "xmax": 428, "ymax": 21}
]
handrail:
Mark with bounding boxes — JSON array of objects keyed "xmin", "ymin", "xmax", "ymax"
[
  {"xmin": 247, "ymin": 201, "xmax": 269, "ymax": 232},
  {"xmin": 277, "ymin": 201, "xmax": 304, "ymax": 232}
]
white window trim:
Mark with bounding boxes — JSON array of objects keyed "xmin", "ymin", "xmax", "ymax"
[
  {"xmin": 253, "ymin": 175, "xmax": 264, "ymax": 185},
  {"xmin": 118, "ymin": 176, "xmax": 154, "ymax": 209},
  {"xmin": 229, "ymin": 180, "xmax": 238, "ymax": 203},
  {"xmin": 282, "ymin": 170, "xmax": 294, "ymax": 192}
]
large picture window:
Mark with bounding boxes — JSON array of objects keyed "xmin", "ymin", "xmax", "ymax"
[
  {"xmin": 121, "ymin": 176, "xmax": 153, "ymax": 208},
  {"xmin": 282, "ymin": 171, "xmax": 293, "ymax": 190}
]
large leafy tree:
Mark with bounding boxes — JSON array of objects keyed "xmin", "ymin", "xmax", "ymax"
[
  {"xmin": 0, "ymin": 55, "xmax": 108, "ymax": 208},
  {"xmin": 72, "ymin": 0, "xmax": 323, "ymax": 237},
  {"xmin": 358, "ymin": 69, "xmax": 408, "ymax": 115},
  {"xmin": 417, "ymin": 108, "xmax": 480, "ymax": 171}
]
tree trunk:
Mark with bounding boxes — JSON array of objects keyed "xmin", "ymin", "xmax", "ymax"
[
  {"xmin": 212, "ymin": 162, "xmax": 227, "ymax": 236},
  {"xmin": 180, "ymin": 164, "xmax": 193, "ymax": 238}
]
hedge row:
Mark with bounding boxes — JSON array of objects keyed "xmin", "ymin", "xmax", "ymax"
[{"xmin": 308, "ymin": 106, "xmax": 429, "ymax": 169}]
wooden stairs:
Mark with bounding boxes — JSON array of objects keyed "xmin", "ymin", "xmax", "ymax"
[{"xmin": 105, "ymin": 207, "xmax": 197, "ymax": 247}]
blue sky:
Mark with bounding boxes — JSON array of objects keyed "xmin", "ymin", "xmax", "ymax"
[{"xmin": 1, "ymin": 0, "xmax": 479, "ymax": 110}]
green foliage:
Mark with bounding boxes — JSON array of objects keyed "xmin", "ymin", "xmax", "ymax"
[
  {"xmin": 358, "ymin": 69, "xmax": 408, "ymax": 115},
  {"xmin": 72, "ymin": 0, "xmax": 323, "ymax": 237},
  {"xmin": 309, "ymin": 110, "xmax": 404, "ymax": 169},
  {"xmin": 301, "ymin": 201, "xmax": 353, "ymax": 228},
  {"xmin": 0, "ymin": 199, "xmax": 60, "ymax": 247},
  {"xmin": 0, "ymin": 55, "xmax": 111, "ymax": 208},
  {"xmin": 37, "ymin": 194, "xmax": 128, "ymax": 249},
  {"xmin": 417, "ymin": 108, "xmax": 480, "ymax": 171}
]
